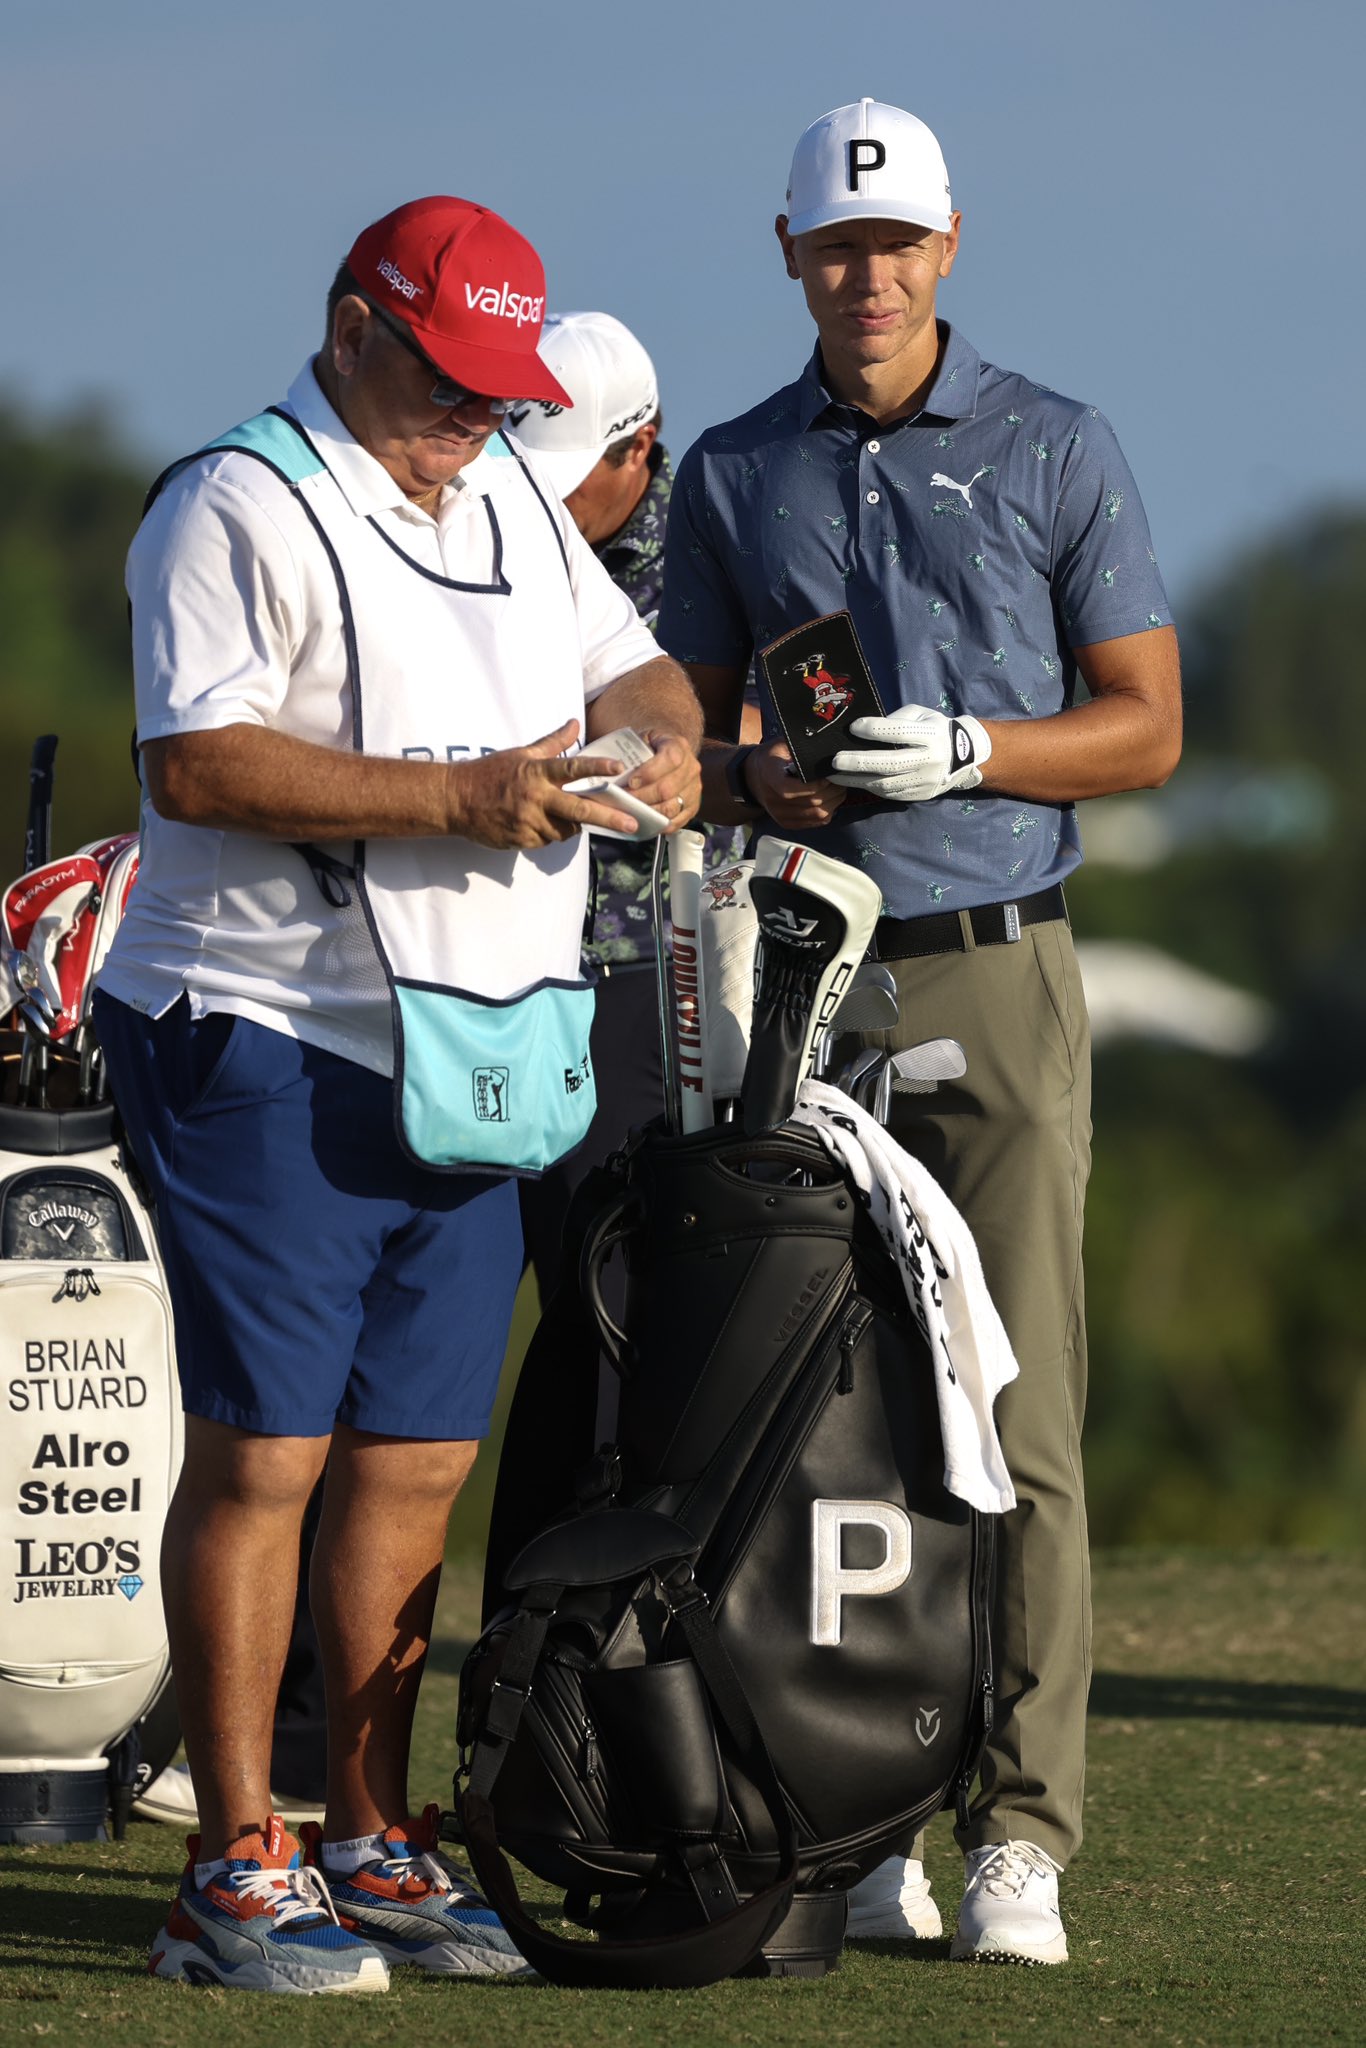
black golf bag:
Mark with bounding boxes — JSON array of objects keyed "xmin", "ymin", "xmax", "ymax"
[{"xmin": 456, "ymin": 1115, "xmax": 996, "ymax": 1987}]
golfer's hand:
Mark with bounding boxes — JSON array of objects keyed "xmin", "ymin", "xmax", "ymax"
[
  {"xmin": 830, "ymin": 708, "xmax": 992, "ymax": 802},
  {"xmin": 446, "ymin": 721, "xmax": 639, "ymax": 849},
  {"xmin": 746, "ymin": 738, "xmax": 848, "ymax": 827},
  {"xmin": 613, "ymin": 731, "xmax": 703, "ymax": 835}
]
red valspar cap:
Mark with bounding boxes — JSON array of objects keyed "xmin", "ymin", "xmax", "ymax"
[{"xmin": 346, "ymin": 196, "xmax": 572, "ymax": 407}]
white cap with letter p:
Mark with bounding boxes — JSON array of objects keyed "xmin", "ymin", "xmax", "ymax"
[{"xmin": 784, "ymin": 97, "xmax": 952, "ymax": 238}]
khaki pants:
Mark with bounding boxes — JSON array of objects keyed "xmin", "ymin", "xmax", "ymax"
[{"xmin": 874, "ymin": 914, "xmax": 1092, "ymax": 1868}]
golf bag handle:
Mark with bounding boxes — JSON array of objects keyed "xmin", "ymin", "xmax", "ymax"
[
  {"xmin": 580, "ymin": 1122, "xmax": 849, "ymax": 1377},
  {"xmin": 579, "ymin": 1188, "xmax": 634, "ymax": 1375}
]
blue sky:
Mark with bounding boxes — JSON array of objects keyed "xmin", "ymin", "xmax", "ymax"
[{"xmin": 3, "ymin": 0, "xmax": 1362, "ymax": 601}]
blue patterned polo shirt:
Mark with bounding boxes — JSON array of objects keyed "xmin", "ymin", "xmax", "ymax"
[{"xmin": 658, "ymin": 324, "xmax": 1173, "ymax": 916}]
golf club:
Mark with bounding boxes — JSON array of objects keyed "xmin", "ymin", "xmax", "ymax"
[
  {"xmin": 741, "ymin": 841, "xmax": 881, "ymax": 1133},
  {"xmin": 890, "ymin": 1038, "xmax": 969, "ymax": 1093},
  {"xmin": 835, "ymin": 1045, "xmax": 883, "ymax": 1100}
]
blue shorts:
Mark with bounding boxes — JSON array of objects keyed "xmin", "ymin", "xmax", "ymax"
[{"xmin": 93, "ymin": 994, "xmax": 523, "ymax": 1440}]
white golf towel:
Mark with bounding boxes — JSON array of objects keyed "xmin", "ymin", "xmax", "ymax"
[{"xmin": 791, "ymin": 1079, "xmax": 1019, "ymax": 1514}]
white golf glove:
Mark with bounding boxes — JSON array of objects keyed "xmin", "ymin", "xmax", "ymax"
[{"xmin": 830, "ymin": 707, "xmax": 992, "ymax": 802}]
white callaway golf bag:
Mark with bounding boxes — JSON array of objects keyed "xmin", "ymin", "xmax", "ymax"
[{"xmin": 0, "ymin": 739, "xmax": 182, "ymax": 1842}]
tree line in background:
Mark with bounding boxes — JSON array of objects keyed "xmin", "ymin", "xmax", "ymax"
[{"xmin": 1, "ymin": 400, "xmax": 1361, "ymax": 1546}]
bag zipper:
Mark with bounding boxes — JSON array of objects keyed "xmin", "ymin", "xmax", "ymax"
[
  {"xmin": 837, "ymin": 1303, "xmax": 872, "ymax": 1393},
  {"xmin": 702, "ymin": 1294, "xmax": 872, "ymax": 1605}
]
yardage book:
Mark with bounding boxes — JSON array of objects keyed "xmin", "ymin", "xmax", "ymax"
[{"xmin": 758, "ymin": 611, "xmax": 886, "ymax": 782}]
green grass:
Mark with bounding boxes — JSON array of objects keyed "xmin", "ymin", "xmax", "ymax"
[{"xmin": 1, "ymin": 1550, "xmax": 1362, "ymax": 2048}]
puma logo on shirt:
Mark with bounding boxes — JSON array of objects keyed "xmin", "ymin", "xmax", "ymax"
[{"xmin": 930, "ymin": 467, "xmax": 990, "ymax": 510}]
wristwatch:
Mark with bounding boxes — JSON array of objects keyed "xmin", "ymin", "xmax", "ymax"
[{"xmin": 724, "ymin": 745, "xmax": 761, "ymax": 813}]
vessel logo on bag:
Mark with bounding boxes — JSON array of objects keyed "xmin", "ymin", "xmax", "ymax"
[
  {"xmin": 473, "ymin": 1067, "xmax": 511, "ymax": 1122},
  {"xmin": 759, "ymin": 611, "xmax": 886, "ymax": 781},
  {"xmin": 915, "ymin": 1705, "xmax": 942, "ymax": 1747}
]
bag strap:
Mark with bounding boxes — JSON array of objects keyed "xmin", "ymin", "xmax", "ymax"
[{"xmin": 459, "ymin": 1567, "xmax": 801, "ymax": 1988}]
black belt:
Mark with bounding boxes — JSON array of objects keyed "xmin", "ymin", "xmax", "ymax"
[{"xmin": 872, "ymin": 884, "xmax": 1067, "ymax": 962}]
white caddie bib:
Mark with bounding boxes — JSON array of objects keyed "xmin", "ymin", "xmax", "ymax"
[{"xmin": 150, "ymin": 408, "xmax": 598, "ymax": 1176}]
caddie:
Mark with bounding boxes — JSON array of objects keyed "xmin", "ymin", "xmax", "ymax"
[
  {"xmin": 93, "ymin": 194, "xmax": 702, "ymax": 1996},
  {"xmin": 658, "ymin": 100, "xmax": 1181, "ymax": 1965}
]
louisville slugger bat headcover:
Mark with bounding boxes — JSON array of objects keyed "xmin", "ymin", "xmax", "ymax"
[
  {"xmin": 741, "ymin": 841, "xmax": 881, "ymax": 1133},
  {"xmin": 667, "ymin": 830, "xmax": 712, "ymax": 1131}
]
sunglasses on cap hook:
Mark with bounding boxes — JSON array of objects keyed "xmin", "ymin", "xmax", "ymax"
[{"xmin": 362, "ymin": 295, "xmax": 515, "ymax": 417}]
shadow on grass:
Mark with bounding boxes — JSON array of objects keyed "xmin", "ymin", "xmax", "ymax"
[
  {"xmin": 0, "ymin": 1859, "xmax": 169, "ymax": 1977},
  {"xmin": 1091, "ymin": 1672, "xmax": 1366, "ymax": 1726}
]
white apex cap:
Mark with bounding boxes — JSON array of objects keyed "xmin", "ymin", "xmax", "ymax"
[
  {"xmin": 505, "ymin": 311, "xmax": 659, "ymax": 497},
  {"xmin": 784, "ymin": 97, "xmax": 952, "ymax": 238}
]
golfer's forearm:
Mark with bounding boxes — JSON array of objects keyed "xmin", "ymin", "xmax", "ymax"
[
  {"xmin": 977, "ymin": 692, "xmax": 1181, "ymax": 803},
  {"xmin": 696, "ymin": 739, "xmax": 760, "ymax": 826},
  {"xmin": 142, "ymin": 725, "xmax": 460, "ymax": 839},
  {"xmin": 588, "ymin": 657, "xmax": 704, "ymax": 754}
]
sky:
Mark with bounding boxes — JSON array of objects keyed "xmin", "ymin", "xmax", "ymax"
[{"xmin": 2, "ymin": 0, "xmax": 1363, "ymax": 603}]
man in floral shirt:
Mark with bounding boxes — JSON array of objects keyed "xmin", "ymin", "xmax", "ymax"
[{"xmin": 511, "ymin": 313, "xmax": 751, "ymax": 1297}]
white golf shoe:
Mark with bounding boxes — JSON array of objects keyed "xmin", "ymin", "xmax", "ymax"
[
  {"xmin": 950, "ymin": 1840, "xmax": 1068, "ymax": 1965},
  {"xmin": 133, "ymin": 1761, "xmax": 325, "ymax": 1827},
  {"xmin": 845, "ymin": 1855, "xmax": 943, "ymax": 1940}
]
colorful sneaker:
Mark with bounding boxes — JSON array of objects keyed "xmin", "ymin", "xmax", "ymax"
[
  {"xmin": 306, "ymin": 1806, "xmax": 532, "ymax": 1977},
  {"xmin": 846, "ymin": 1855, "xmax": 943, "ymax": 1940},
  {"xmin": 950, "ymin": 1841, "xmax": 1068, "ymax": 1965},
  {"xmin": 148, "ymin": 1816, "xmax": 389, "ymax": 1994}
]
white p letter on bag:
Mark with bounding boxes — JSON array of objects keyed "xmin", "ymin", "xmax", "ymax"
[{"xmin": 810, "ymin": 1499, "xmax": 913, "ymax": 1646}]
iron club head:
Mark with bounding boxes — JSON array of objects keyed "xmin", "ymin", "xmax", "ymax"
[
  {"xmin": 835, "ymin": 1046, "xmax": 883, "ymax": 1100},
  {"xmin": 829, "ymin": 962, "xmax": 899, "ymax": 1035},
  {"xmin": 890, "ymin": 1039, "xmax": 968, "ymax": 1093}
]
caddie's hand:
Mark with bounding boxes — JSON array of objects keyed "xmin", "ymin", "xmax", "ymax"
[
  {"xmin": 616, "ymin": 731, "xmax": 703, "ymax": 835},
  {"xmin": 830, "ymin": 707, "xmax": 992, "ymax": 802},
  {"xmin": 746, "ymin": 737, "xmax": 848, "ymax": 827},
  {"xmin": 446, "ymin": 720, "xmax": 641, "ymax": 849}
]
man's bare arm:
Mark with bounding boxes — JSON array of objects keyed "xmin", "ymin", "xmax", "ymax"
[
  {"xmin": 688, "ymin": 660, "xmax": 847, "ymax": 828},
  {"xmin": 586, "ymin": 654, "xmax": 704, "ymax": 826},
  {"xmin": 977, "ymin": 625, "xmax": 1182, "ymax": 801},
  {"xmin": 141, "ymin": 719, "xmax": 643, "ymax": 852}
]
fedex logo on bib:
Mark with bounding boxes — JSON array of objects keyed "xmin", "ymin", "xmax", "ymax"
[{"xmin": 465, "ymin": 279, "xmax": 544, "ymax": 329}]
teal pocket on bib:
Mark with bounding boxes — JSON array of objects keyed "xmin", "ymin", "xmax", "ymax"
[{"xmin": 393, "ymin": 978, "xmax": 597, "ymax": 1175}]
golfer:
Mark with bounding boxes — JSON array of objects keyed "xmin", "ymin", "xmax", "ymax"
[
  {"xmin": 659, "ymin": 100, "xmax": 1180, "ymax": 1964},
  {"xmin": 95, "ymin": 194, "xmax": 702, "ymax": 1996}
]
